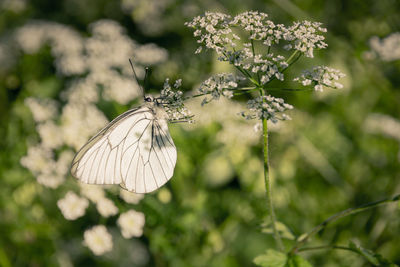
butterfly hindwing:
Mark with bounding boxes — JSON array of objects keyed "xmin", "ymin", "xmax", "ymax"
[{"xmin": 71, "ymin": 106, "xmax": 177, "ymax": 193}]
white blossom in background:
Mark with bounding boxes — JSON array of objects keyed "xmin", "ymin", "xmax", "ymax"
[
  {"xmin": 120, "ymin": 189, "xmax": 145, "ymax": 204},
  {"xmin": 369, "ymin": 33, "xmax": 400, "ymax": 62},
  {"xmin": 242, "ymin": 96, "xmax": 293, "ymax": 123},
  {"xmin": 96, "ymin": 198, "xmax": 119, "ymax": 217},
  {"xmin": 80, "ymin": 184, "xmax": 106, "ymax": 203},
  {"xmin": 57, "ymin": 191, "xmax": 89, "ymax": 220},
  {"xmin": 60, "ymin": 103, "xmax": 108, "ymax": 151},
  {"xmin": 120, "ymin": 0, "xmax": 170, "ymax": 36},
  {"xmin": 364, "ymin": 113, "xmax": 400, "ymax": 141},
  {"xmin": 134, "ymin": 43, "xmax": 168, "ymax": 65},
  {"xmin": 36, "ymin": 173, "xmax": 64, "ymax": 189},
  {"xmin": 185, "ymin": 98, "xmax": 260, "ymax": 146},
  {"xmin": 293, "ymin": 66, "xmax": 345, "ymax": 91},
  {"xmin": 24, "ymin": 98, "xmax": 58, "ymax": 123},
  {"xmin": 20, "ymin": 145, "xmax": 54, "ymax": 176},
  {"xmin": 36, "ymin": 121, "xmax": 63, "ymax": 149},
  {"xmin": 117, "ymin": 210, "xmax": 146, "ymax": 238},
  {"xmin": 83, "ymin": 225, "xmax": 113, "ymax": 255},
  {"xmin": 15, "ymin": 22, "xmax": 84, "ymax": 75},
  {"xmin": 21, "ymin": 146, "xmax": 74, "ymax": 188}
]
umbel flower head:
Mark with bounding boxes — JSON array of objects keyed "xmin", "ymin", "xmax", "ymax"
[
  {"xmin": 186, "ymin": 11, "xmax": 345, "ymax": 124},
  {"xmin": 159, "ymin": 78, "xmax": 194, "ymax": 123}
]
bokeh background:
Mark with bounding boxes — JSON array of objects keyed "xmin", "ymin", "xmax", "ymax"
[{"xmin": 1, "ymin": 0, "xmax": 400, "ymax": 266}]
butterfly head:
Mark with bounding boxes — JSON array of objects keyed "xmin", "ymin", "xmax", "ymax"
[{"xmin": 144, "ymin": 95, "xmax": 154, "ymax": 103}]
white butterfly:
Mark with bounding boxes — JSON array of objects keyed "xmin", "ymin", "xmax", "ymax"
[{"xmin": 70, "ymin": 96, "xmax": 177, "ymax": 194}]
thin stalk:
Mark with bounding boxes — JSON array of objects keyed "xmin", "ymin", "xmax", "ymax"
[
  {"xmin": 182, "ymin": 87, "xmax": 257, "ymax": 101},
  {"xmin": 291, "ymin": 194, "xmax": 400, "ymax": 253},
  {"xmin": 297, "ymin": 245, "xmax": 357, "ymax": 253},
  {"xmin": 262, "ymin": 50, "xmax": 302, "ymax": 87},
  {"xmin": 250, "ymin": 38, "xmax": 261, "ymax": 84},
  {"xmin": 266, "ymin": 87, "xmax": 313, "ymax": 92},
  {"xmin": 260, "ymin": 88, "xmax": 284, "ymax": 251},
  {"xmin": 285, "ymin": 50, "xmax": 301, "ymax": 69}
]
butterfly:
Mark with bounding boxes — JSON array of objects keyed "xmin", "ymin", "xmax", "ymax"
[{"xmin": 70, "ymin": 62, "xmax": 177, "ymax": 193}]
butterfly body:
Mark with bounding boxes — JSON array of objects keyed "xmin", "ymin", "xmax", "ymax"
[{"xmin": 71, "ymin": 101, "xmax": 177, "ymax": 193}]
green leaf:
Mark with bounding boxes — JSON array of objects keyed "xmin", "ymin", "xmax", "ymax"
[
  {"xmin": 286, "ymin": 255, "xmax": 313, "ymax": 267},
  {"xmin": 253, "ymin": 249, "xmax": 287, "ymax": 267},
  {"xmin": 262, "ymin": 221, "xmax": 295, "ymax": 240}
]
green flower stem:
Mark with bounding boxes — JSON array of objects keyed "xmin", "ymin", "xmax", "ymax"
[
  {"xmin": 183, "ymin": 87, "xmax": 257, "ymax": 100},
  {"xmin": 291, "ymin": 194, "xmax": 400, "ymax": 254},
  {"xmin": 260, "ymin": 88, "xmax": 284, "ymax": 251},
  {"xmin": 265, "ymin": 87, "xmax": 313, "ymax": 92},
  {"xmin": 262, "ymin": 50, "xmax": 302, "ymax": 88},
  {"xmin": 284, "ymin": 50, "xmax": 301, "ymax": 70},
  {"xmin": 250, "ymin": 38, "xmax": 261, "ymax": 84},
  {"xmin": 297, "ymin": 245, "xmax": 357, "ymax": 253}
]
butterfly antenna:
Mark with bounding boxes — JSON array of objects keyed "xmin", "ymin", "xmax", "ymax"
[
  {"xmin": 144, "ymin": 67, "xmax": 151, "ymax": 91},
  {"xmin": 129, "ymin": 58, "xmax": 144, "ymax": 98}
]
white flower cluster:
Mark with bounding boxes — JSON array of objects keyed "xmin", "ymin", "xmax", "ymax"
[
  {"xmin": 284, "ymin": 21, "xmax": 327, "ymax": 58},
  {"xmin": 78, "ymin": 184, "xmax": 119, "ymax": 218},
  {"xmin": 15, "ymin": 21, "xmax": 85, "ymax": 75},
  {"xmin": 160, "ymin": 79, "xmax": 194, "ymax": 123},
  {"xmin": 293, "ymin": 66, "xmax": 345, "ymax": 91},
  {"xmin": 369, "ymin": 33, "xmax": 400, "ymax": 62},
  {"xmin": 230, "ymin": 11, "xmax": 286, "ymax": 46},
  {"xmin": 117, "ymin": 210, "xmax": 146, "ymax": 238},
  {"xmin": 20, "ymin": 146, "xmax": 74, "ymax": 188},
  {"xmin": 198, "ymin": 73, "xmax": 242, "ymax": 105},
  {"xmin": 186, "ymin": 11, "xmax": 328, "ymax": 60},
  {"xmin": 83, "ymin": 225, "xmax": 113, "ymax": 255},
  {"xmin": 15, "ymin": 20, "xmax": 167, "ymax": 104},
  {"xmin": 185, "ymin": 11, "xmax": 235, "ymax": 54},
  {"xmin": 57, "ymin": 191, "xmax": 89, "ymax": 220},
  {"xmin": 242, "ymin": 96, "xmax": 293, "ymax": 123},
  {"xmin": 24, "ymin": 98, "xmax": 58, "ymax": 123}
]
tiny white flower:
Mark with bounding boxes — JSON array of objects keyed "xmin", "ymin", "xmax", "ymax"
[
  {"xmin": 80, "ymin": 184, "xmax": 106, "ymax": 203},
  {"xmin": 369, "ymin": 33, "xmax": 400, "ymax": 62},
  {"xmin": 96, "ymin": 197, "xmax": 118, "ymax": 217},
  {"xmin": 253, "ymin": 122, "xmax": 263, "ymax": 132},
  {"xmin": 120, "ymin": 189, "xmax": 145, "ymax": 204},
  {"xmin": 117, "ymin": 210, "xmax": 146, "ymax": 238},
  {"xmin": 57, "ymin": 191, "xmax": 89, "ymax": 220},
  {"xmin": 83, "ymin": 225, "xmax": 113, "ymax": 255}
]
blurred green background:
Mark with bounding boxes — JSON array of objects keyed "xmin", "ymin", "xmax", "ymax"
[{"xmin": 1, "ymin": 0, "xmax": 400, "ymax": 266}]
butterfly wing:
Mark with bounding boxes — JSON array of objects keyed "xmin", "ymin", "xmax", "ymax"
[{"xmin": 71, "ymin": 106, "xmax": 177, "ymax": 193}]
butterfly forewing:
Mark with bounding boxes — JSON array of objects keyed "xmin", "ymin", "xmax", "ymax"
[{"xmin": 71, "ymin": 106, "xmax": 177, "ymax": 193}]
